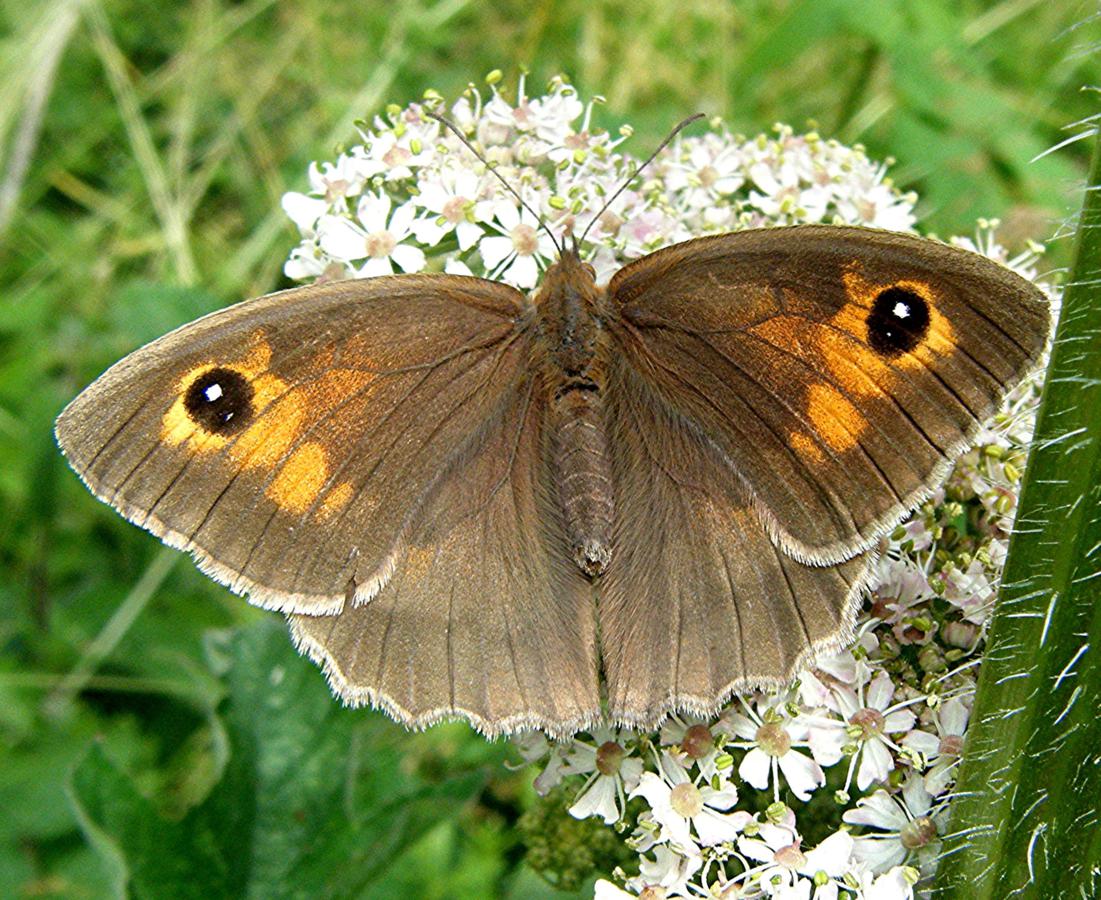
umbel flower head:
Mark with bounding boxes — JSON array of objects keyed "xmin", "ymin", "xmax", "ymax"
[{"xmin": 282, "ymin": 74, "xmax": 1052, "ymax": 900}]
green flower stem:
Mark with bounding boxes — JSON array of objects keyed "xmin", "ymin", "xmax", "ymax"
[{"xmin": 933, "ymin": 127, "xmax": 1101, "ymax": 897}]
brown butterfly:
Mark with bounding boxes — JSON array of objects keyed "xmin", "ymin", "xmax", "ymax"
[{"xmin": 55, "ymin": 119, "xmax": 1049, "ymax": 737}]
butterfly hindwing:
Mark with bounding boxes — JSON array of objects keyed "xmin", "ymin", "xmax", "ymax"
[
  {"xmin": 600, "ymin": 356, "xmax": 872, "ymax": 725},
  {"xmin": 289, "ymin": 377, "xmax": 602, "ymax": 736},
  {"xmin": 607, "ymin": 225, "xmax": 1049, "ymax": 564},
  {"xmin": 56, "ymin": 275, "xmax": 533, "ymax": 614}
]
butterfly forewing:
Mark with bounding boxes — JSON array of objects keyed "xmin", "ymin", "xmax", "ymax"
[
  {"xmin": 56, "ymin": 275, "xmax": 533, "ymax": 613},
  {"xmin": 607, "ymin": 225, "xmax": 1049, "ymax": 564}
]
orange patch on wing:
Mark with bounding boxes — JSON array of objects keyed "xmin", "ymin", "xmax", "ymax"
[
  {"xmin": 790, "ymin": 430, "xmax": 825, "ymax": 464},
  {"xmin": 806, "ymin": 382, "xmax": 867, "ymax": 453},
  {"xmin": 814, "ymin": 327, "xmax": 892, "ymax": 401},
  {"xmin": 318, "ymin": 481, "xmax": 355, "ymax": 519},
  {"xmin": 159, "ymin": 331, "xmax": 377, "ymax": 518},
  {"xmin": 267, "ymin": 441, "xmax": 328, "ymax": 513}
]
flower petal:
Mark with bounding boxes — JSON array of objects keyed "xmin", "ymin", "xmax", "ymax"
[
  {"xmin": 777, "ymin": 749, "xmax": 825, "ymax": 801},
  {"xmin": 569, "ymin": 775, "xmax": 620, "ymax": 825},
  {"xmin": 738, "ymin": 747, "xmax": 772, "ymax": 790},
  {"xmin": 390, "ymin": 243, "xmax": 426, "ymax": 273},
  {"xmin": 317, "ymin": 216, "xmax": 368, "ymax": 261}
]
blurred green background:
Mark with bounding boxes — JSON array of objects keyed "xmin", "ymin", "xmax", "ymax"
[{"xmin": 0, "ymin": 1, "xmax": 1096, "ymax": 897}]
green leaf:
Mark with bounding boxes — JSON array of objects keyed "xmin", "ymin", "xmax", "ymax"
[
  {"xmin": 933, "ymin": 130, "xmax": 1101, "ymax": 896},
  {"xmin": 68, "ymin": 621, "xmax": 492, "ymax": 899}
]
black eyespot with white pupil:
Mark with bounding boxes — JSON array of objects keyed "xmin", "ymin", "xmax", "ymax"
[
  {"xmin": 866, "ymin": 286, "xmax": 930, "ymax": 357},
  {"xmin": 183, "ymin": 368, "xmax": 253, "ymax": 434}
]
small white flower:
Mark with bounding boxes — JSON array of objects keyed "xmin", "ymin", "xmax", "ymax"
[
  {"xmin": 630, "ymin": 752, "xmax": 748, "ymax": 852},
  {"xmin": 625, "ymin": 845, "xmax": 703, "ymax": 898},
  {"xmin": 856, "ymin": 865, "xmax": 919, "ymax": 900},
  {"xmin": 724, "ymin": 701, "xmax": 825, "ymax": 802},
  {"xmin": 565, "ymin": 727, "xmax": 643, "ymax": 825},
  {"xmin": 478, "ymin": 199, "xmax": 558, "ymax": 288},
  {"xmin": 842, "ymin": 777, "xmax": 941, "ymax": 873},
  {"xmin": 317, "ymin": 192, "xmax": 426, "ymax": 277},
  {"xmin": 662, "ymin": 133, "xmax": 746, "ymax": 209},
  {"xmin": 283, "ymin": 240, "xmax": 349, "ymax": 282},
  {"xmin": 512, "ymin": 731, "xmax": 571, "ymax": 795},
  {"xmin": 410, "ymin": 165, "xmax": 488, "ymax": 251},
  {"xmin": 901, "ymin": 696, "xmax": 969, "ymax": 796},
  {"xmin": 834, "ymin": 670, "xmax": 917, "ymax": 791}
]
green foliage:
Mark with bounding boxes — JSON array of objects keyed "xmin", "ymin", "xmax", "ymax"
[
  {"xmin": 69, "ymin": 621, "xmax": 505, "ymax": 899},
  {"xmin": 518, "ymin": 785, "xmax": 637, "ymax": 892},
  {"xmin": 0, "ymin": 0, "xmax": 1096, "ymax": 896},
  {"xmin": 932, "ymin": 121, "xmax": 1101, "ymax": 900}
]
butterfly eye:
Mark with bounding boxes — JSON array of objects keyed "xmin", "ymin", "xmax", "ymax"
[
  {"xmin": 583, "ymin": 262, "xmax": 596, "ymax": 278},
  {"xmin": 183, "ymin": 367, "xmax": 254, "ymax": 435},
  {"xmin": 866, "ymin": 286, "xmax": 930, "ymax": 357}
]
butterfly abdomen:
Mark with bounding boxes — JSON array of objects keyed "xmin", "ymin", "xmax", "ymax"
[
  {"xmin": 550, "ymin": 387, "xmax": 614, "ymax": 576},
  {"xmin": 535, "ymin": 252, "xmax": 615, "ymax": 576}
]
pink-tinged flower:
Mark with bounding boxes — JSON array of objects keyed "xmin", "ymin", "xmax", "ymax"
[
  {"xmin": 724, "ymin": 701, "xmax": 825, "ymax": 802},
  {"xmin": 630, "ymin": 752, "xmax": 749, "ymax": 852},
  {"xmin": 478, "ymin": 199, "xmax": 558, "ymax": 289},
  {"xmin": 747, "ymin": 159, "xmax": 830, "ymax": 222},
  {"xmin": 317, "ymin": 192, "xmax": 426, "ymax": 277},
  {"xmin": 901, "ymin": 696, "xmax": 970, "ymax": 796},
  {"xmin": 357, "ymin": 119, "xmax": 438, "ymax": 181},
  {"xmin": 565, "ymin": 727, "xmax": 643, "ymax": 825},
  {"xmin": 282, "ymin": 154, "xmax": 373, "ymax": 237},
  {"xmin": 619, "ymin": 208, "xmax": 690, "ymax": 258},
  {"xmin": 410, "ymin": 165, "xmax": 488, "ymax": 251},
  {"xmin": 942, "ymin": 558, "xmax": 997, "ymax": 624},
  {"xmin": 843, "ymin": 777, "xmax": 941, "ymax": 872},
  {"xmin": 661, "ymin": 132, "xmax": 746, "ymax": 209}
]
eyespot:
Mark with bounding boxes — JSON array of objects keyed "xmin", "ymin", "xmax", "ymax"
[
  {"xmin": 183, "ymin": 367, "xmax": 254, "ymax": 434},
  {"xmin": 866, "ymin": 286, "xmax": 930, "ymax": 357}
]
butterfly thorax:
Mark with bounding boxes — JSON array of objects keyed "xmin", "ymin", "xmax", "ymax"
[{"xmin": 534, "ymin": 253, "xmax": 614, "ymax": 577}]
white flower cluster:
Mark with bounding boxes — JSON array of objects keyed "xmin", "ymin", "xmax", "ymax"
[
  {"xmin": 281, "ymin": 74, "xmax": 919, "ymax": 291},
  {"xmin": 280, "ymin": 76, "xmax": 1052, "ymax": 900}
]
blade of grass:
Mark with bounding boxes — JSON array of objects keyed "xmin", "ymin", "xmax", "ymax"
[
  {"xmin": 933, "ymin": 126, "xmax": 1101, "ymax": 898},
  {"xmin": 0, "ymin": 0, "xmax": 81, "ymax": 233},
  {"xmin": 43, "ymin": 548, "xmax": 177, "ymax": 718},
  {"xmin": 85, "ymin": 1, "xmax": 197, "ymax": 283}
]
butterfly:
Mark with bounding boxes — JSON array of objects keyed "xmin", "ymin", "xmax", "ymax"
[{"xmin": 56, "ymin": 120, "xmax": 1049, "ymax": 737}]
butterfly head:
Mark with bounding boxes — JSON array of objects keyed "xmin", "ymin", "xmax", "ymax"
[{"xmin": 537, "ymin": 243, "xmax": 598, "ymax": 304}]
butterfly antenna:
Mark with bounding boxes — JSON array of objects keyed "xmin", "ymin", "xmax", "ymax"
[
  {"xmin": 426, "ymin": 110, "xmax": 564, "ymax": 255},
  {"xmin": 577, "ymin": 113, "xmax": 706, "ymax": 247}
]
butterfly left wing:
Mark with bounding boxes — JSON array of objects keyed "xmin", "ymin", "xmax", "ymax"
[
  {"xmin": 599, "ymin": 355, "xmax": 871, "ymax": 725},
  {"xmin": 56, "ymin": 275, "xmax": 538, "ymax": 614},
  {"xmin": 606, "ymin": 225, "xmax": 1049, "ymax": 565}
]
